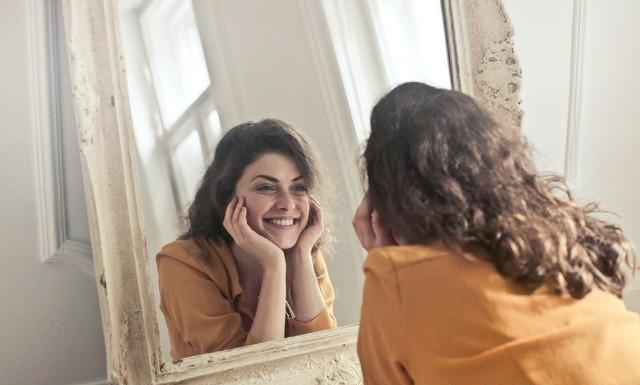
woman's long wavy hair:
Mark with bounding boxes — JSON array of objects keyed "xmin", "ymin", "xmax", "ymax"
[
  {"xmin": 364, "ymin": 82, "xmax": 634, "ymax": 299},
  {"xmin": 180, "ymin": 119, "xmax": 330, "ymax": 255}
]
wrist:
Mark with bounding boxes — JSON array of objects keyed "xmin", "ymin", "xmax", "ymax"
[
  {"xmin": 260, "ymin": 255, "xmax": 287, "ymax": 274},
  {"xmin": 288, "ymin": 248, "xmax": 313, "ymax": 264}
]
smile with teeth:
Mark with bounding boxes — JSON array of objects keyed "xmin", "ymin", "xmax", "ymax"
[{"xmin": 265, "ymin": 218, "xmax": 298, "ymax": 227}]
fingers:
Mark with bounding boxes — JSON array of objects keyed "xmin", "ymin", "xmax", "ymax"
[
  {"xmin": 314, "ymin": 203, "xmax": 324, "ymax": 229},
  {"xmin": 353, "ymin": 194, "xmax": 375, "ymax": 249},
  {"xmin": 224, "ymin": 196, "xmax": 249, "ymax": 242},
  {"xmin": 232, "ymin": 196, "xmax": 263, "ymax": 242},
  {"xmin": 352, "ymin": 193, "xmax": 397, "ymax": 250},
  {"xmin": 237, "ymin": 203, "xmax": 250, "ymax": 233},
  {"xmin": 308, "ymin": 198, "xmax": 324, "ymax": 229},
  {"xmin": 371, "ymin": 211, "xmax": 383, "ymax": 237},
  {"xmin": 223, "ymin": 196, "xmax": 238, "ymax": 234},
  {"xmin": 232, "ymin": 196, "xmax": 243, "ymax": 224},
  {"xmin": 372, "ymin": 211, "xmax": 395, "ymax": 246},
  {"xmin": 223, "ymin": 197, "xmax": 285, "ymax": 265},
  {"xmin": 354, "ymin": 192, "xmax": 372, "ymax": 218}
]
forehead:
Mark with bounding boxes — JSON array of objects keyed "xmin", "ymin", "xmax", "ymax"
[{"xmin": 240, "ymin": 153, "xmax": 301, "ymax": 182}]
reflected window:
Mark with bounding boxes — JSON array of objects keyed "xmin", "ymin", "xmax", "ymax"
[
  {"xmin": 203, "ymin": 109, "xmax": 222, "ymax": 154},
  {"xmin": 323, "ymin": 0, "xmax": 451, "ymax": 143},
  {"xmin": 368, "ymin": 0, "xmax": 451, "ymax": 89},
  {"xmin": 121, "ymin": 0, "xmax": 224, "ymax": 215},
  {"xmin": 140, "ymin": 0, "xmax": 211, "ymax": 126},
  {"xmin": 172, "ymin": 129, "xmax": 205, "ymax": 203}
]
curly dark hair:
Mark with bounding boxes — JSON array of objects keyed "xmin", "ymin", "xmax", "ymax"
[
  {"xmin": 180, "ymin": 119, "xmax": 330, "ymax": 255},
  {"xmin": 364, "ymin": 82, "xmax": 634, "ymax": 299}
]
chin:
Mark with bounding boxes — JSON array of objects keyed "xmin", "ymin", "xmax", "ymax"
[
  {"xmin": 259, "ymin": 225, "xmax": 302, "ymax": 250},
  {"xmin": 273, "ymin": 238, "xmax": 298, "ymax": 250},
  {"xmin": 263, "ymin": 232, "xmax": 300, "ymax": 250}
]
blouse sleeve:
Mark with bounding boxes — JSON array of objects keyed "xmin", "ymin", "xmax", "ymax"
[
  {"xmin": 157, "ymin": 254, "xmax": 248, "ymax": 359},
  {"xmin": 287, "ymin": 252, "xmax": 338, "ymax": 335},
  {"xmin": 357, "ymin": 248, "xmax": 413, "ymax": 385}
]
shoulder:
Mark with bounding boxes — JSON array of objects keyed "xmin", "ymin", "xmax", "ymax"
[
  {"xmin": 363, "ymin": 242, "xmax": 457, "ymax": 275},
  {"xmin": 157, "ymin": 238, "xmax": 228, "ymax": 272},
  {"xmin": 158, "ymin": 239, "xmax": 203, "ymax": 269}
]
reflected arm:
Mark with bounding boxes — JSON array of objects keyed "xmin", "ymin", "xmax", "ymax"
[
  {"xmin": 245, "ymin": 264, "xmax": 287, "ymax": 344},
  {"xmin": 287, "ymin": 252, "xmax": 337, "ymax": 335}
]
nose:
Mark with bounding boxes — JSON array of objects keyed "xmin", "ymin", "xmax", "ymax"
[{"xmin": 276, "ymin": 191, "xmax": 296, "ymax": 210}]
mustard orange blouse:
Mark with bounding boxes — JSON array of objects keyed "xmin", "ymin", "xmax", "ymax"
[
  {"xmin": 358, "ymin": 243, "xmax": 640, "ymax": 385},
  {"xmin": 157, "ymin": 238, "xmax": 337, "ymax": 360}
]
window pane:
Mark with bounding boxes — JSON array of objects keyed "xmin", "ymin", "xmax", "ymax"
[
  {"xmin": 141, "ymin": 0, "xmax": 211, "ymax": 126},
  {"xmin": 372, "ymin": 0, "xmax": 451, "ymax": 88},
  {"xmin": 172, "ymin": 130, "xmax": 204, "ymax": 208},
  {"xmin": 203, "ymin": 109, "xmax": 222, "ymax": 157}
]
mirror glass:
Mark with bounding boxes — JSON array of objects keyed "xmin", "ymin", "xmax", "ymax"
[{"xmin": 117, "ymin": 0, "xmax": 450, "ymax": 361}]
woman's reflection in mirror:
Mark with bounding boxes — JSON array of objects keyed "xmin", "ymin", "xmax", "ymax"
[
  {"xmin": 354, "ymin": 82, "xmax": 640, "ymax": 384},
  {"xmin": 157, "ymin": 119, "xmax": 337, "ymax": 360}
]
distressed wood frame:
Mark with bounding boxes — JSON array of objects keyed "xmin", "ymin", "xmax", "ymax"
[{"xmin": 61, "ymin": 0, "xmax": 522, "ymax": 383}]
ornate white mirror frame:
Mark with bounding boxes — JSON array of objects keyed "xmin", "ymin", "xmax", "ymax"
[{"xmin": 61, "ymin": 0, "xmax": 522, "ymax": 383}]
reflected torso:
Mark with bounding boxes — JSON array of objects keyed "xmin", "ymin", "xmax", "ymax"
[{"xmin": 157, "ymin": 238, "xmax": 336, "ymax": 360}]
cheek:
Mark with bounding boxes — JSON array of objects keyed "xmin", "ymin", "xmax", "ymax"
[{"xmin": 241, "ymin": 195, "xmax": 271, "ymax": 226}]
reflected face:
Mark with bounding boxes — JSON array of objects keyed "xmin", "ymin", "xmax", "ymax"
[{"xmin": 234, "ymin": 153, "xmax": 310, "ymax": 249}]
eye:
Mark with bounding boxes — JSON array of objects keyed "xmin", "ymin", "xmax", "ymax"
[
  {"xmin": 256, "ymin": 184, "xmax": 276, "ymax": 192},
  {"xmin": 292, "ymin": 183, "xmax": 308, "ymax": 194}
]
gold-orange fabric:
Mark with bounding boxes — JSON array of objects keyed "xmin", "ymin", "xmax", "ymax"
[
  {"xmin": 358, "ymin": 243, "xmax": 640, "ymax": 385},
  {"xmin": 157, "ymin": 238, "xmax": 337, "ymax": 360}
]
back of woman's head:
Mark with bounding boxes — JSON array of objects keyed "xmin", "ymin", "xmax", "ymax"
[
  {"xmin": 365, "ymin": 82, "xmax": 634, "ymax": 298},
  {"xmin": 181, "ymin": 119, "xmax": 327, "ymax": 251}
]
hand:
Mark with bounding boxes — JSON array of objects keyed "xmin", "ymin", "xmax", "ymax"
[
  {"xmin": 352, "ymin": 193, "xmax": 397, "ymax": 251},
  {"xmin": 223, "ymin": 196, "xmax": 285, "ymax": 270},
  {"xmin": 287, "ymin": 198, "xmax": 324, "ymax": 260}
]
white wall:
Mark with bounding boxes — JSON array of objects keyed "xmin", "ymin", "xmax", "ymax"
[
  {"xmin": 0, "ymin": 1, "xmax": 107, "ymax": 384},
  {"xmin": 576, "ymin": 0, "xmax": 640, "ymax": 302},
  {"xmin": 502, "ymin": 0, "xmax": 574, "ymax": 175},
  {"xmin": 504, "ymin": 0, "xmax": 640, "ymax": 310}
]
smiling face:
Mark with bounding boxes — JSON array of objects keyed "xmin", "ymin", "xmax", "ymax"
[{"xmin": 234, "ymin": 152, "xmax": 310, "ymax": 250}]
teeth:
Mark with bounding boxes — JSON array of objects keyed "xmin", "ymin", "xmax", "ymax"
[{"xmin": 266, "ymin": 218, "xmax": 295, "ymax": 226}]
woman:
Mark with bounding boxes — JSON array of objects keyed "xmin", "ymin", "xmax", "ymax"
[
  {"xmin": 354, "ymin": 82, "xmax": 640, "ymax": 384},
  {"xmin": 157, "ymin": 119, "xmax": 337, "ymax": 360}
]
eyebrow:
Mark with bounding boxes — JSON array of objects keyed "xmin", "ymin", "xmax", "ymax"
[{"xmin": 250, "ymin": 174, "xmax": 304, "ymax": 183}]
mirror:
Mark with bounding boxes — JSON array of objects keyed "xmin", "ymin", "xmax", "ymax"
[
  {"xmin": 61, "ymin": 0, "xmax": 522, "ymax": 382},
  {"xmin": 117, "ymin": 0, "xmax": 451, "ymax": 361}
]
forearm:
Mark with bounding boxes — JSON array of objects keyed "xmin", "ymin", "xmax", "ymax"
[
  {"xmin": 248, "ymin": 265, "xmax": 287, "ymax": 343},
  {"xmin": 289, "ymin": 253, "xmax": 326, "ymax": 322}
]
